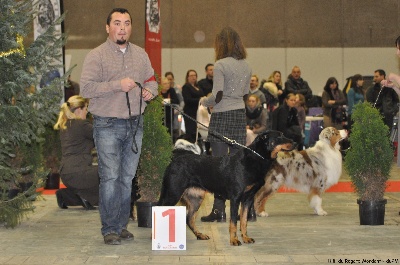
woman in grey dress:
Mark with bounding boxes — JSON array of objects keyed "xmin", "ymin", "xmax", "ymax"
[
  {"xmin": 200, "ymin": 27, "xmax": 253, "ymax": 222},
  {"xmin": 53, "ymin": 95, "xmax": 99, "ymax": 210}
]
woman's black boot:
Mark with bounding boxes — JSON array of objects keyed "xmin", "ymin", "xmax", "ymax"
[
  {"xmin": 200, "ymin": 208, "xmax": 226, "ymax": 222},
  {"xmin": 55, "ymin": 190, "xmax": 68, "ymax": 209},
  {"xmin": 79, "ymin": 196, "xmax": 96, "ymax": 210}
]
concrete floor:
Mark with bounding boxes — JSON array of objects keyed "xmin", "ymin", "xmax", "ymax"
[{"xmin": 1, "ymin": 162, "xmax": 400, "ymax": 265}]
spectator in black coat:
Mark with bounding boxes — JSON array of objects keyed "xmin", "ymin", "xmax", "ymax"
[
  {"xmin": 272, "ymin": 93, "xmax": 303, "ymax": 150},
  {"xmin": 284, "ymin": 66, "xmax": 313, "ymax": 103}
]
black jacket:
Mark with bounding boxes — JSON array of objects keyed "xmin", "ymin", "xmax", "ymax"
[
  {"xmin": 284, "ymin": 75, "xmax": 313, "ymax": 101},
  {"xmin": 366, "ymin": 84, "xmax": 399, "ymax": 129}
]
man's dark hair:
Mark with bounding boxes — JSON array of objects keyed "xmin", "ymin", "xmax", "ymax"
[
  {"xmin": 375, "ymin": 69, "xmax": 386, "ymax": 78},
  {"xmin": 165, "ymin": 71, "xmax": 174, "ymax": 78},
  {"xmin": 205, "ymin": 63, "xmax": 214, "ymax": 71},
  {"xmin": 106, "ymin": 8, "xmax": 132, "ymax": 25}
]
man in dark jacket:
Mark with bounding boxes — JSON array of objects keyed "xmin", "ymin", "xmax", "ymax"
[
  {"xmin": 284, "ymin": 66, "xmax": 313, "ymax": 103},
  {"xmin": 198, "ymin": 63, "xmax": 214, "ymax": 96},
  {"xmin": 366, "ymin": 69, "xmax": 399, "ymax": 130}
]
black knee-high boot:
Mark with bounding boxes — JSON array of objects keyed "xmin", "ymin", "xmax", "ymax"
[{"xmin": 200, "ymin": 194, "xmax": 226, "ymax": 222}]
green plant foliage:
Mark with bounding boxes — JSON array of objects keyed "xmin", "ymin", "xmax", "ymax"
[
  {"xmin": 344, "ymin": 102, "xmax": 393, "ymax": 201},
  {"xmin": 0, "ymin": 0, "xmax": 70, "ymax": 228},
  {"xmin": 137, "ymin": 92, "xmax": 173, "ymax": 202}
]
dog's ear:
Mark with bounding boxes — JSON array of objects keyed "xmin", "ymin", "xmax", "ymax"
[
  {"xmin": 319, "ymin": 127, "xmax": 335, "ymax": 141},
  {"xmin": 258, "ymin": 131, "xmax": 285, "ymax": 151}
]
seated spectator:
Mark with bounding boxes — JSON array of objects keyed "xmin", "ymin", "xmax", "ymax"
[
  {"xmin": 322, "ymin": 77, "xmax": 347, "ymax": 129},
  {"xmin": 245, "ymin": 94, "xmax": 267, "ymax": 146},
  {"xmin": 272, "ymin": 93, "xmax": 303, "ymax": 150},
  {"xmin": 53, "ymin": 95, "xmax": 99, "ymax": 210},
  {"xmin": 160, "ymin": 77, "xmax": 180, "ymax": 139},
  {"xmin": 284, "ymin": 66, "xmax": 313, "ymax": 105},
  {"xmin": 245, "ymin": 74, "xmax": 266, "ymax": 105},
  {"xmin": 261, "ymin": 70, "xmax": 284, "ymax": 108}
]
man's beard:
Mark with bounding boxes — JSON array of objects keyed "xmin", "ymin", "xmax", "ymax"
[{"xmin": 116, "ymin": 39, "xmax": 127, "ymax": 45}]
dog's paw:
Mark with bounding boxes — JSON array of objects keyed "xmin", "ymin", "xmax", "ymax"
[
  {"xmin": 230, "ymin": 238, "xmax": 242, "ymax": 246},
  {"xmin": 196, "ymin": 233, "xmax": 210, "ymax": 240},
  {"xmin": 257, "ymin": 211, "xmax": 269, "ymax": 217},
  {"xmin": 242, "ymin": 236, "xmax": 255, "ymax": 244},
  {"xmin": 314, "ymin": 209, "xmax": 328, "ymax": 216}
]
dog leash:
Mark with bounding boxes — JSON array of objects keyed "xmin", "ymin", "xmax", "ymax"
[
  {"xmin": 373, "ymin": 84, "xmax": 384, "ymax": 108},
  {"xmin": 152, "ymin": 96, "xmax": 266, "ymax": 160},
  {"xmin": 125, "ymin": 82, "xmax": 146, "ymax": 154}
]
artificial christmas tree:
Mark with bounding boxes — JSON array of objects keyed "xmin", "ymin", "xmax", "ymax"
[{"xmin": 0, "ymin": 0, "xmax": 68, "ymax": 227}]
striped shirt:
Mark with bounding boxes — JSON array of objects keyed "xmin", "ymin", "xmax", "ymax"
[{"xmin": 80, "ymin": 38, "xmax": 158, "ymax": 119}]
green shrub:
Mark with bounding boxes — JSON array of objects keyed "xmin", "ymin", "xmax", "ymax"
[
  {"xmin": 137, "ymin": 95, "xmax": 173, "ymax": 202},
  {"xmin": 344, "ymin": 102, "xmax": 393, "ymax": 201}
]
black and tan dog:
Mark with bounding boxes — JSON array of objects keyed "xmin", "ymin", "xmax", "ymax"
[{"xmin": 158, "ymin": 131, "xmax": 294, "ymax": 246}]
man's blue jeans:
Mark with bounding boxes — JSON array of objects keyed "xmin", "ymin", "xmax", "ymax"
[{"xmin": 93, "ymin": 115, "xmax": 143, "ymax": 236}]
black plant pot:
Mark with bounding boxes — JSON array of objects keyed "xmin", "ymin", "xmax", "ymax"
[
  {"xmin": 136, "ymin": 201, "xmax": 157, "ymax": 228},
  {"xmin": 45, "ymin": 173, "xmax": 60, "ymax": 190},
  {"xmin": 357, "ymin": 199, "xmax": 387, "ymax": 225}
]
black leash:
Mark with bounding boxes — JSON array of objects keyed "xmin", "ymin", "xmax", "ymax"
[
  {"xmin": 151, "ymin": 96, "xmax": 266, "ymax": 159},
  {"xmin": 125, "ymin": 82, "xmax": 145, "ymax": 154}
]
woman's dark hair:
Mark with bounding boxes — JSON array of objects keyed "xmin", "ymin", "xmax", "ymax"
[
  {"xmin": 351, "ymin": 74, "xmax": 364, "ymax": 94},
  {"xmin": 106, "ymin": 8, "xmax": 132, "ymax": 25},
  {"xmin": 214, "ymin": 27, "xmax": 247, "ymax": 61},
  {"xmin": 323, "ymin": 77, "xmax": 339, "ymax": 92},
  {"xmin": 323, "ymin": 77, "xmax": 339, "ymax": 99}
]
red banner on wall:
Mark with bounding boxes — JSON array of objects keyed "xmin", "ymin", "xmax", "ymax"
[{"xmin": 145, "ymin": 0, "xmax": 161, "ymax": 78}]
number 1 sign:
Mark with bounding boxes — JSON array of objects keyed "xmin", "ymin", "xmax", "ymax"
[{"xmin": 152, "ymin": 206, "xmax": 186, "ymax": 250}]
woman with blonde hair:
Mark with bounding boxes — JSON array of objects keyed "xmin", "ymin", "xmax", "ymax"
[{"xmin": 54, "ymin": 95, "xmax": 99, "ymax": 210}]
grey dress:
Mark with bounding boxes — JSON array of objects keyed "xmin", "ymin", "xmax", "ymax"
[{"xmin": 59, "ymin": 119, "xmax": 99, "ymax": 205}]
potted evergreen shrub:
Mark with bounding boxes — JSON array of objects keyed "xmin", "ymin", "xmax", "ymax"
[
  {"xmin": 136, "ymin": 90, "xmax": 173, "ymax": 228},
  {"xmin": 344, "ymin": 102, "xmax": 393, "ymax": 225}
]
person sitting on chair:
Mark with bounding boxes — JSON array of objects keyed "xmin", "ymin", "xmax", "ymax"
[
  {"xmin": 245, "ymin": 94, "xmax": 267, "ymax": 146},
  {"xmin": 53, "ymin": 95, "xmax": 99, "ymax": 210},
  {"xmin": 272, "ymin": 93, "xmax": 303, "ymax": 150}
]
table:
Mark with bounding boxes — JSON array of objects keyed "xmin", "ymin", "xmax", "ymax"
[{"xmin": 304, "ymin": 116, "xmax": 323, "ymax": 147}]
